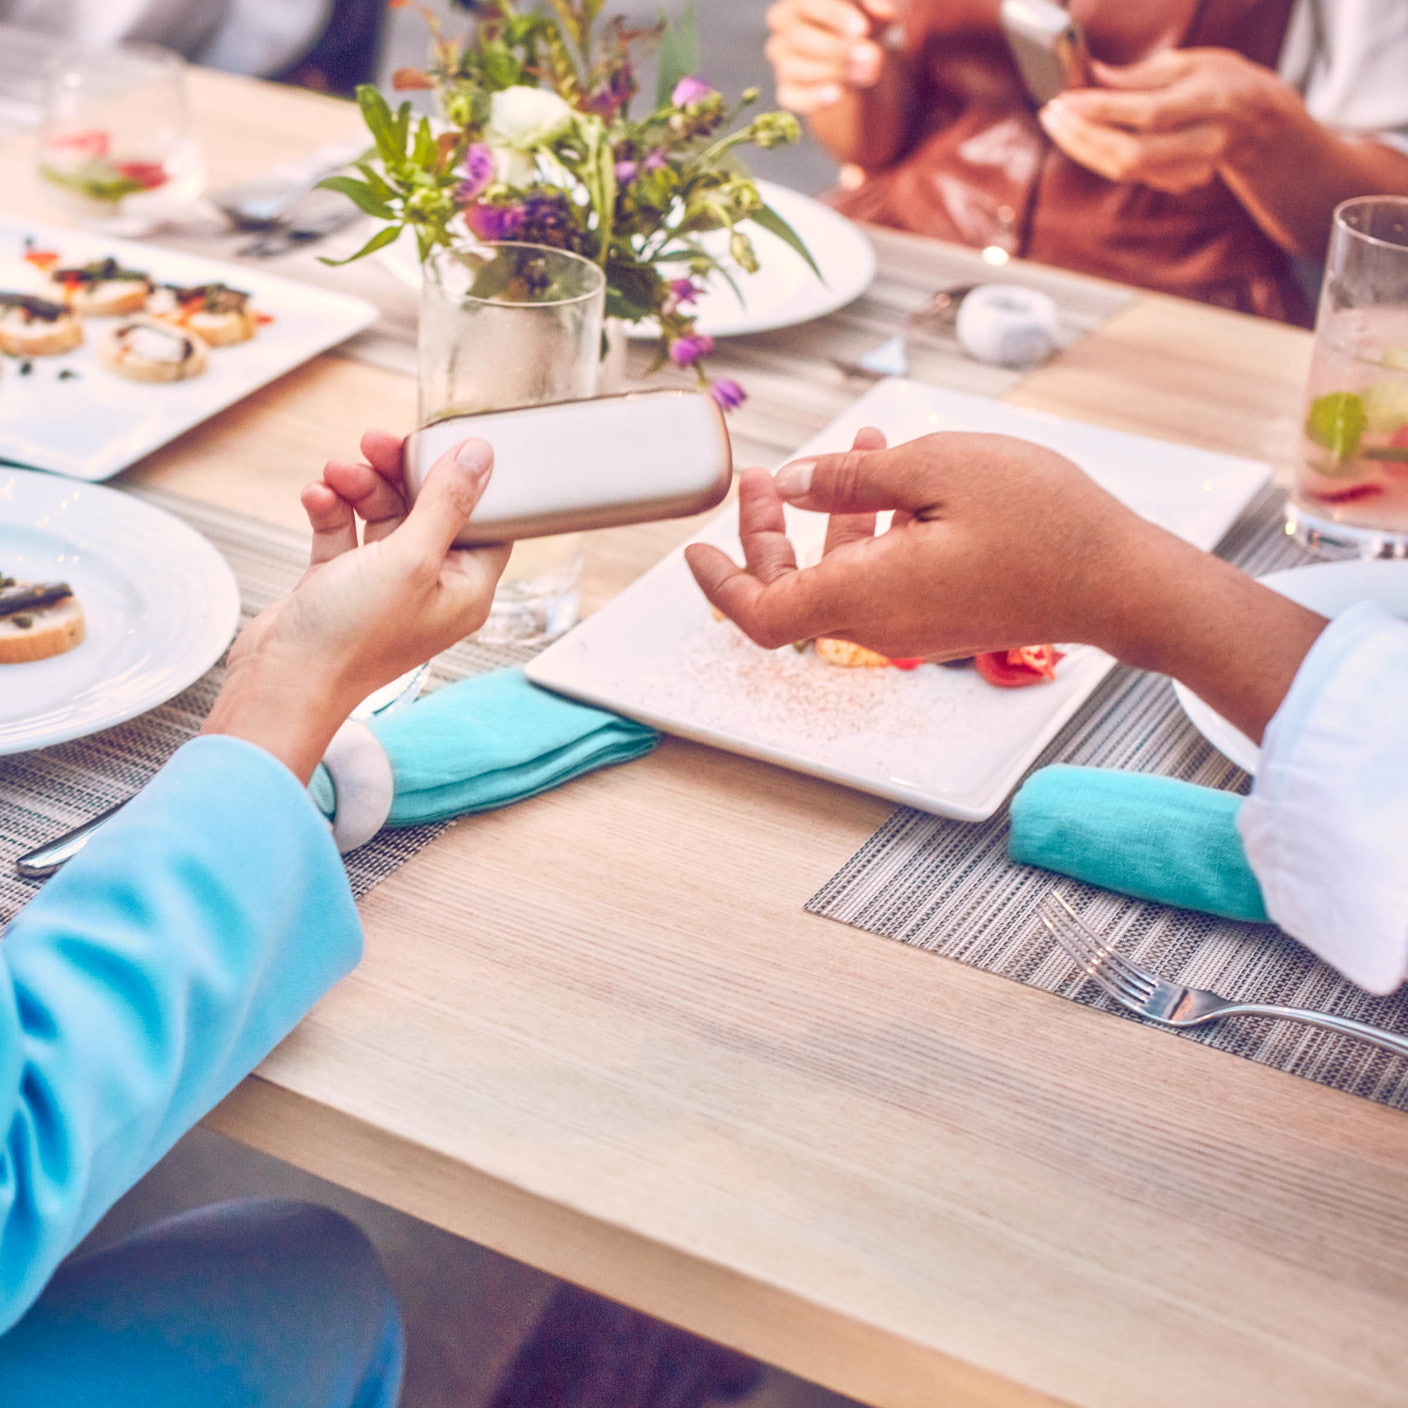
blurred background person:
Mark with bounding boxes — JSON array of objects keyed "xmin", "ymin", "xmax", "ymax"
[
  {"xmin": 765, "ymin": 0, "xmax": 1408, "ymax": 323},
  {"xmin": 0, "ymin": 0, "xmax": 386, "ymax": 94}
]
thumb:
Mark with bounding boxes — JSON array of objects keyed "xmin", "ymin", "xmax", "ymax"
[
  {"xmin": 1089, "ymin": 50, "xmax": 1184, "ymax": 90},
  {"xmin": 397, "ymin": 438, "xmax": 495, "ymax": 561},
  {"xmin": 772, "ymin": 438, "xmax": 935, "ymax": 516}
]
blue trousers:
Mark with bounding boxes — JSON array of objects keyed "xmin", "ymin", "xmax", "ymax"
[{"xmin": 0, "ymin": 1200, "xmax": 404, "ymax": 1407}]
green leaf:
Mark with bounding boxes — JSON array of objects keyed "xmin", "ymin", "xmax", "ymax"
[
  {"xmin": 656, "ymin": 0, "xmax": 700, "ymax": 107},
  {"xmin": 750, "ymin": 202, "xmax": 824, "ymax": 283},
  {"xmin": 354, "ymin": 161, "xmax": 398, "ymax": 203},
  {"xmin": 392, "ymin": 100, "xmax": 412, "ymax": 163},
  {"xmin": 605, "ymin": 286, "xmax": 658, "ymax": 322},
  {"xmin": 356, "ymin": 85, "xmax": 404, "ymax": 167},
  {"xmin": 318, "ymin": 223, "xmax": 403, "ymax": 268},
  {"xmin": 412, "ymin": 115, "xmax": 438, "ymax": 170},
  {"xmin": 317, "ymin": 175, "xmax": 396, "ymax": 221},
  {"xmin": 481, "ymin": 40, "xmax": 523, "ymax": 89}
]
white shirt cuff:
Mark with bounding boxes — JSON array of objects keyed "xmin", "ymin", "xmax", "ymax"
[{"xmin": 1239, "ymin": 600, "xmax": 1408, "ymax": 994}]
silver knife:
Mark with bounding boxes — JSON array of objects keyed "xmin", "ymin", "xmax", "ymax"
[{"xmin": 14, "ymin": 664, "xmax": 429, "ymax": 880}]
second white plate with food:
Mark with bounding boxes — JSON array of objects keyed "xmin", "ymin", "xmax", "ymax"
[
  {"xmin": 0, "ymin": 467, "xmax": 240, "ymax": 755},
  {"xmin": 0, "ymin": 219, "xmax": 377, "ymax": 481},
  {"xmin": 526, "ymin": 379, "xmax": 1273, "ymax": 821},
  {"xmin": 379, "ymin": 180, "xmax": 877, "ymax": 339},
  {"xmin": 1175, "ymin": 560, "xmax": 1408, "ymax": 776}
]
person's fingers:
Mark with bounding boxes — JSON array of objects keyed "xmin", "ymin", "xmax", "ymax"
[
  {"xmin": 773, "ymin": 438, "xmax": 933, "ymax": 516},
  {"xmin": 769, "ymin": 50, "xmax": 855, "ymax": 86},
  {"xmin": 1086, "ymin": 50, "xmax": 1189, "ymax": 91},
  {"xmin": 736, "ymin": 468, "xmax": 800, "ymax": 584},
  {"xmin": 777, "ymin": 81, "xmax": 845, "ymax": 112},
  {"xmin": 1039, "ymin": 103, "xmax": 1221, "ymax": 183},
  {"xmin": 395, "ymin": 438, "xmax": 496, "ymax": 564},
  {"xmin": 323, "ymin": 458, "xmax": 410, "ymax": 543},
  {"xmin": 684, "ymin": 544, "xmax": 838, "ymax": 650},
  {"xmin": 1052, "ymin": 80, "xmax": 1213, "ymax": 133},
  {"xmin": 794, "ymin": 0, "xmax": 876, "ymax": 38},
  {"xmin": 302, "ymin": 480, "xmax": 359, "ymax": 565},
  {"xmin": 360, "ymin": 428, "xmax": 406, "ymax": 484},
  {"xmin": 823, "ymin": 426, "xmax": 887, "ymax": 554},
  {"xmin": 769, "ymin": 18, "xmax": 855, "ymax": 61}
]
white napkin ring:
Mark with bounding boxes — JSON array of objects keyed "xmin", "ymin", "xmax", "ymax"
[
  {"xmin": 321, "ymin": 720, "xmax": 395, "ymax": 854},
  {"xmin": 955, "ymin": 283, "xmax": 1059, "ymax": 368}
]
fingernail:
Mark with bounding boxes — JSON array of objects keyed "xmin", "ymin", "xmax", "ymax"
[
  {"xmin": 845, "ymin": 12, "xmax": 867, "ymax": 36},
  {"xmin": 847, "ymin": 46, "xmax": 874, "ymax": 81},
  {"xmin": 774, "ymin": 459, "xmax": 815, "ymax": 499},
  {"xmin": 455, "ymin": 439, "xmax": 492, "ymax": 480}
]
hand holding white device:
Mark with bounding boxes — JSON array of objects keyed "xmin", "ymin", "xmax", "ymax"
[{"xmin": 404, "ymin": 390, "xmax": 734, "ymax": 546}]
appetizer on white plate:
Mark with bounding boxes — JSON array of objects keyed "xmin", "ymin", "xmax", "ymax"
[
  {"xmin": 150, "ymin": 281, "xmax": 260, "ymax": 347},
  {"xmin": 99, "ymin": 315, "xmax": 209, "ymax": 383},
  {"xmin": 0, "ymin": 576, "xmax": 85, "ymax": 664},
  {"xmin": 47, "ymin": 256, "xmax": 153, "ymax": 316},
  {"xmin": 0, "ymin": 293, "xmax": 83, "ymax": 356}
]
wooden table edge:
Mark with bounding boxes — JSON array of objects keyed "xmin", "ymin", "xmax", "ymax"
[{"xmin": 205, "ymin": 1078, "xmax": 1074, "ymax": 1408}]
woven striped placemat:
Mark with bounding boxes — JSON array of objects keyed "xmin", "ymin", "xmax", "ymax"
[
  {"xmin": 0, "ymin": 488, "xmax": 537, "ymax": 924},
  {"xmin": 808, "ymin": 491, "xmax": 1408, "ymax": 1113}
]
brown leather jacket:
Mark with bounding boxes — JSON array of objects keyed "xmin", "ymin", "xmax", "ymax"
[{"xmin": 831, "ymin": 0, "xmax": 1309, "ymax": 323}]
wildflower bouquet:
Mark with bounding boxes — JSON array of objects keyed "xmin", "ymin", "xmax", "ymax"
[{"xmin": 325, "ymin": 0, "xmax": 816, "ymax": 409}]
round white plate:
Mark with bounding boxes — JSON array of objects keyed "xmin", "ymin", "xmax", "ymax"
[
  {"xmin": 0, "ymin": 469, "xmax": 240, "ymax": 755},
  {"xmin": 379, "ymin": 179, "xmax": 877, "ymax": 339},
  {"xmin": 1174, "ymin": 560, "xmax": 1408, "ymax": 775}
]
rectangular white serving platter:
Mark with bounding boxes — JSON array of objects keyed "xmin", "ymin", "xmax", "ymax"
[
  {"xmin": 525, "ymin": 378, "xmax": 1272, "ymax": 822},
  {"xmin": 0, "ymin": 218, "xmax": 377, "ymax": 481}
]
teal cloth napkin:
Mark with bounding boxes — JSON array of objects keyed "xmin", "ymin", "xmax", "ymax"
[
  {"xmin": 1008, "ymin": 765, "xmax": 1270, "ymax": 923},
  {"xmin": 311, "ymin": 669, "xmax": 658, "ymax": 827}
]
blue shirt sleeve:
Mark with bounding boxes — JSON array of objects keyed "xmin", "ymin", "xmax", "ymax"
[{"xmin": 0, "ymin": 735, "xmax": 363, "ymax": 1331}]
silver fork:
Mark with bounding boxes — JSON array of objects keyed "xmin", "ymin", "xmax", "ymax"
[{"xmin": 1039, "ymin": 891, "xmax": 1408, "ymax": 1060}]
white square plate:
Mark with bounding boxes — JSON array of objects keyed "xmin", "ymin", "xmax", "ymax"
[
  {"xmin": 526, "ymin": 379, "xmax": 1272, "ymax": 821},
  {"xmin": 0, "ymin": 219, "xmax": 377, "ymax": 481}
]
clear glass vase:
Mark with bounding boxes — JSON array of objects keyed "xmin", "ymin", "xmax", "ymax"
[{"xmin": 419, "ymin": 242, "xmax": 606, "ymax": 644}]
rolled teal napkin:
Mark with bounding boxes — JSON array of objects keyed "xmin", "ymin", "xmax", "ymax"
[
  {"xmin": 1008, "ymin": 765, "xmax": 1270, "ymax": 923},
  {"xmin": 310, "ymin": 669, "xmax": 657, "ymax": 826}
]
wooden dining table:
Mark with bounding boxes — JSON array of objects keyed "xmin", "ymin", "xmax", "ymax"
[{"xmin": 6, "ymin": 66, "xmax": 1408, "ymax": 1408}]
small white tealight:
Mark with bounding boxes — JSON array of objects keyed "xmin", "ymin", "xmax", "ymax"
[{"xmin": 955, "ymin": 283, "xmax": 1059, "ymax": 369}]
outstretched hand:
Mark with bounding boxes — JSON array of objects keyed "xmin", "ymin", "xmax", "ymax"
[
  {"xmin": 685, "ymin": 427, "xmax": 1154, "ymax": 661},
  {"xmin": 687, "ymin": 427, "xmax": 1329, "ymax": 744}
]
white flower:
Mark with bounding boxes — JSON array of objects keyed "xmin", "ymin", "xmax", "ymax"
[
  {"xmin": 489, "ymin": 87, "xmax": 575, "ymax": 149},
  {"xmin": 493, "ymin": 146, "xmax": 537, "ymax": 189}
]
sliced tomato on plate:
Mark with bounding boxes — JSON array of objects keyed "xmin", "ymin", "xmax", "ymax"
[{"xmin": 974, "ymin": 645, "xmax": 1065, "ymax": 688}]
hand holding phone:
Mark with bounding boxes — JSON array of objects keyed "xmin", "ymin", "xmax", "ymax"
[{"xmin": 404, "ymin": 390, "xmax": 734, "ymax": 547}]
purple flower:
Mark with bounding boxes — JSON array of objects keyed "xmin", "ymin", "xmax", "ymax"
[
  {"xmin": 710, "ymin": 378, "xmax": 746, "ymax": 411},
  {"xmin": 455, "ymin": 142, "xmax": 496, "ymax": 204},
  {"xmin": 669, "ymin": 278, "xmax": 699, "ymax": 305},
  {"xmin": 669, "ymin": 333, "xmax": 716, "ymax": 367},
  {"xmin": 614, "ymin": 159, "xmax": 639, "ymax": 184},
  {"xmin": 672, "ymin": 76, "xmax": 716, "ymax": 107},
  {"xmin": 643, "ymin": 149, "xmax": 667, "ymax": 172},
  {"xmin": 590, "ymin": 64, "xmax": 637, "ymax": 118},
  {"xmin": 465, "ymin": 202, "xmax": 526, "ymax": 241}
]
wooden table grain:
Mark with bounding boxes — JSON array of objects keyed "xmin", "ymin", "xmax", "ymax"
[{"xmin": 10, "ymin": 69, "xmax": 1408, "ymax": 1408}]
